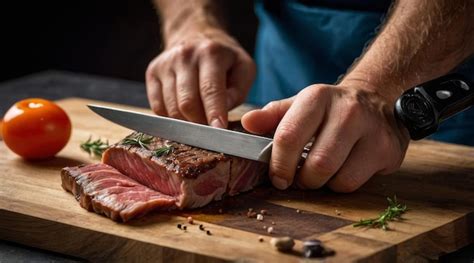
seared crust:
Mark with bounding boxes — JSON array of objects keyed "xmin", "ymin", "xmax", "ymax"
[{"xmin": 108, "ymin": 132, "xmax": 228, "ymax": 179}]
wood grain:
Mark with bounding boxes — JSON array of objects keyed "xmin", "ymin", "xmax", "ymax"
[{"xmin": 0, "ymin": 98, "xmax": 473, "ymax": 262}]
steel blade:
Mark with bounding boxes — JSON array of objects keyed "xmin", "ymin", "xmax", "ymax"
[{"xmin": 88, "ymin": 104, "xmax": 273, "ymax": 162}]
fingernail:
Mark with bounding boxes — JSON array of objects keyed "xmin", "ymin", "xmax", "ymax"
[
  {"xmin": 271, "ymin": 176, "xmax": 289, "ymax": 190},
  {"xmin": 210, "ymin": 118, "xmax": 224, "ymax": 129}
]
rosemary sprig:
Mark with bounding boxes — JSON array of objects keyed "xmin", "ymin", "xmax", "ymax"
[
  {"xmin": 121, "ymin": 133, "xmax": 153, "ymax": 150},
  {"xmin": 80, "ymin": 137, "xmax": 109, "ymax": 158},
  {"xmin": 353, "ymin": 196, "xmax": 407, "ymax": 230},
  {"xmin": 154, "ymin": 146, "xmax": 174, "ymax": 157}
]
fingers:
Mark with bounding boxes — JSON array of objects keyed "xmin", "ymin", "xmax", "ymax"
[
  {"xmin": 241, "ymin": 97, "xmax": 294, "ymax": 135},
  {"xmin": 161, "ymin": 72, "xmax": 185, "ymax": 119},
  {"xmin": 198, "ymin": 49, "xmax": 233, "ymax": 128},
  {"xmin": 297, "ymin": 102, "xmax": 362, "ymax": 189},
  {"xmin": 326, "ymin": 138, "xmax": 382, "ymax": 193},
  {"xmin": 269, "ymin": 89, "xmax": 327, "ymax": 189},
  {"xmin": 175, "ymin": 64, "xmax": 207, "ymax": 124},
  {"xmin": 146, "ymin": 73, "xmax": 167, "ymax": 116}
]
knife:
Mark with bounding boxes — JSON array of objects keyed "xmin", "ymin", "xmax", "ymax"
[
  {"xmin": 88, "ymin": 105, "xmax": 274, "ymax": 163},
  {"xmin": 89, "ymin": 75, "xmax": 473, "ymax": 163}
]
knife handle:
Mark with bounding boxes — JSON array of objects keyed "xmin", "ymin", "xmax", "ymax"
[{"xmin": 394, "ymin": 74, "xmax": 474, "ymax": 140}]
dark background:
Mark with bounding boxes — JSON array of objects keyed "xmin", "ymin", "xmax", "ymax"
[{"xmin": 0, "ymin": 0, "xmax": 258, "ymax": 82}]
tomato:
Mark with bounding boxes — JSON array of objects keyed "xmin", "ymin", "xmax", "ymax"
[{"xmin": 2, "ymin": 98, "xmax": 72, "ymax": 160}]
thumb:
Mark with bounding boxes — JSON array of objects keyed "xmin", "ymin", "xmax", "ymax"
[{"xmin": 241, "ymin": 97, "xmax": 294, "ymax": 135}]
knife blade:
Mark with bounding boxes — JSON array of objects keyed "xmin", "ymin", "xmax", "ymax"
[{"xmin": 88, "ymin": 104, "xmax": 273, "ymax": 163}]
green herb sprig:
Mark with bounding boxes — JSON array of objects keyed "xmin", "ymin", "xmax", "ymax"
[
  {"xmin": 80, "ymin": 137, "xmax": 109, "ymax": 158},
  {"xmin": 154, "ymin": 146, "xmax": 174, "ymax": 157},
  {"xmin": 353, "ymin": 196, "xmax": 407, "ymax": 230},
  {"xmin": 122, "ymin": 133, "xmax": 153, "ymax": 150}
]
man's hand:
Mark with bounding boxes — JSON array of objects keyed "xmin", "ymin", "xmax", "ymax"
[
  {"xmin": 146, "ymin": 28, "xmax": 255, "ymax": 128},
  {"xmin": 242, "ymin": 83, "xmax": 410, "ymax": 192}
]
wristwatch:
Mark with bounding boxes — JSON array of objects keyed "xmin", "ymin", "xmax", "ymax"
[{"xmin": 394, "ymin": 74, "xmax": 474, "ymax": 140}]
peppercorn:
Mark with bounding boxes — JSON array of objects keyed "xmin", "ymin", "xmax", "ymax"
[
  {"xmin": 182, "ymin": 225, "xmax": 187, "ymax": 231},
  {"xmin": 199, "ymin": 224, "xmax": 205, "ymax": 231},
  {"xmin": 177, "ymin": 224, "xmax": 182, "ymax": 229},
  {"xmin": 206, "ymin": 230, "xmax": 212, "ymax": 235},
  {"xmin": 303, "ymin": 239, "xmax": 324, "ymax": 258}
]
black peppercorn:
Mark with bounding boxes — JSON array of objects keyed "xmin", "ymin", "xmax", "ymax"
[{"xmin": 303, "ymin": 239, "xmax": 324, "ymax": 258}]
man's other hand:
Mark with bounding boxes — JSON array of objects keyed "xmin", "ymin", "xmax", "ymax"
[{"xmin": 146, "ymin": 29, "xmax": 255, "ymax": 128}]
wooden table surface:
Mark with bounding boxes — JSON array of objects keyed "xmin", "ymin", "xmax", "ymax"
[{"xmin": 1, "ymin": 97, "xmax": 473, "ymax": 262}]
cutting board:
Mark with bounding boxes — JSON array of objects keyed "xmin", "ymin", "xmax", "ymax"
[{"xmin": 1, "ymin": 98, "xmax": 473, "ymax": 262}]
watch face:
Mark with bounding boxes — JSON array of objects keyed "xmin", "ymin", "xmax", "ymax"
[{"xmin": 399, "ymin": 93, "xmax": 435, "ymax": 129}]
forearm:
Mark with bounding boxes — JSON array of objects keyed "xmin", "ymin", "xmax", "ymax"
[
  {"xmin": 153, "ymin": 0, "xmax": 226, "ymax": 47},
  {"xmin": 342, "ymin": 0, "xmax": 474, "ymax": 103}
]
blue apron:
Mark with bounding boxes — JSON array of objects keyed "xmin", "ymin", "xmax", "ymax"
[{"xmin": 249, "ymin": 0, "xmax": 474, "ymax": 146}]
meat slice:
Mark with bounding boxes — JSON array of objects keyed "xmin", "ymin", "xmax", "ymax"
[
  {"xmin": 102, "ymin": 132, "xmax": 266, "ymax": 209},
  {"xmin": 61, "ymin": 163, "xmax": 176, "ymax": 222}
]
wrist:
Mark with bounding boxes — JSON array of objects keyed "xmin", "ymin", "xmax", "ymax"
[
  {"xmin": 161, "ymin": 8, "xmax": 226, "ymax": 48},
  {"xmin": 339, "ymin": 71, "xmax": 405, "ymax": 105}
]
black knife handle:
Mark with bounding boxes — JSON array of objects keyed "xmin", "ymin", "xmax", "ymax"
[{"xmin": 394, "ymin": 74, "xmax": 474, "ymax": 140}]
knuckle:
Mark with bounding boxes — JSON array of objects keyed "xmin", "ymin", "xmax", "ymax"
[
  {"xmin": 178, "ymin": 96, "xmax": 196, "ymax": 113},
  {"xmin": 174, "ymin": 44, "xmax": 194, "ymax": 62},
  {"xmin": 200, "ymin": 81, "xmax": 222, "ymax": 99},
  {"xmin": 274, "ymin": 123, "xmax": 302, "ymax": 149},
  {"xmin": 306, "ymin": 150, "xmax": 339, "ymax": 177},
  {"xmin": 199, "ymin": 41, "xmax": 224, "ymax": 56},
  {"xmin": 299, "ymin": 85, "xmax": 330, "ymax": 102}
]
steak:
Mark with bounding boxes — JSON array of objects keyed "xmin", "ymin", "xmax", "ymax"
[
  {"xmin": 102, "ymin": 132, "xmax": 266, "ymax": 209},
  {"xmin": 61, "ymin": 163, "xmax": 176, "ymax": 222},
  {"xmin": 62, "ymin": 131, "xmax": 267, "ymax": 222}
]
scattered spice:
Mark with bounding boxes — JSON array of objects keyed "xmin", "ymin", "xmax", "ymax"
[
  {"xmin": 267, "ymin": 226, "xmax": 274, "ymax": 234},
  {"xmin": 258, "ymin": 236, "xmax": 264, "ymax": 242},
  {"xmin": 296, "ymin": 209, "xmax": 301, "ymax": 214},
  {"xmin": 199, "ymin": 224, "xmax": 205, "ymax": 231},
  {"xmin": 256, "ymin": 214, "xmax": 264, "ymax": 221},
  {"xmin": 353, "ymin": 196, "xmax": 407, "ymax": 230},
  {"xmin": 187, "ymin": 216, "xmax": 194, "ymax": 224},
  {"xmin": 247, "ymin": 211, "xmax": 257, "ymax": 218},
  {"xmin": 335, "ymin": 209, "xmax": 342, "ymax": 216},
  {"xmin": 182, "ymin": 225, "xmax": 187, "ymax": 231},
  {"xmin": 80, "ymin": 136, "xmax": 109, "ymax": 158},
  {"xmin": 206, "ymin": 230, "xmax": 212, "ymax": 235},
  {"xmin": 177, "ymin": 224, "xmax": 182, "ymax": 229}
]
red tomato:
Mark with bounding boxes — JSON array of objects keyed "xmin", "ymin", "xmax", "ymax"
[{"xmin": 2, "ymin": 98, "xmax": 72, "ymax": 160}]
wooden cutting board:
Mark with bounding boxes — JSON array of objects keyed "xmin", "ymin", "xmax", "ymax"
[{"xmin": 1, "ymin": 98, "xmax": 473, "ymax": 262}]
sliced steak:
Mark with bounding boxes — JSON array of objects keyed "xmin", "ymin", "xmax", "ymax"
[
  {"xmin": 61, "ymin": 163, "xmax": 176, "ymax": 222},
  {"xmin": 102, "ymin": 132, "xmax": 266, "ymax": 209}
]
